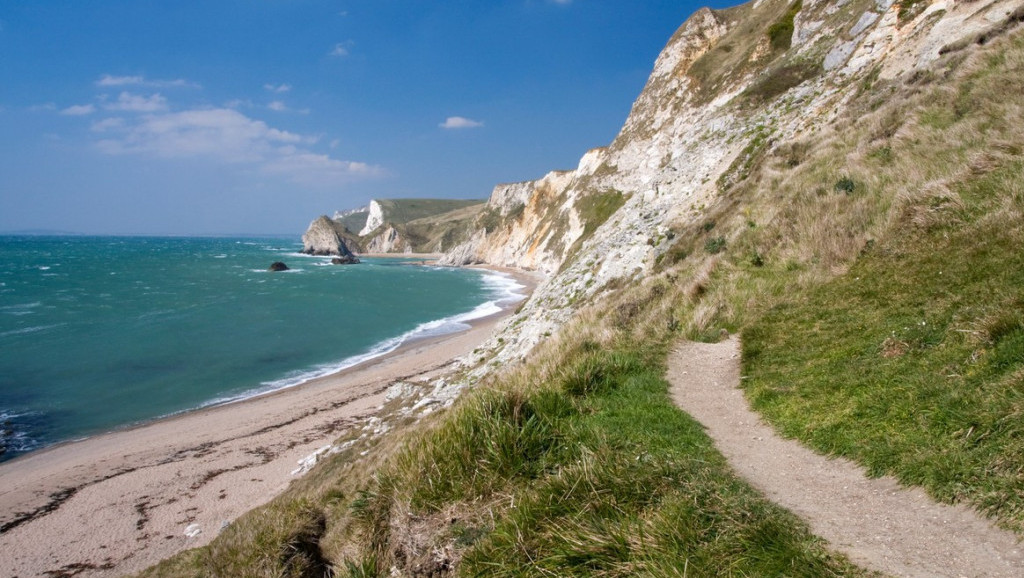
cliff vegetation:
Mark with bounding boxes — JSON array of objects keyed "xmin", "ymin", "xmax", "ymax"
[
  {"xmin": 140, "ymin": 0, "xmax": 1024, "ymax": 575},
  {"xmin": 328, "ymin": 199, "xmax": 486, "ymax": 255}
]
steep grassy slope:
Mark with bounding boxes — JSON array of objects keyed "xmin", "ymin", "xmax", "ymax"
[
  {"xmin": 137, "ymin": 2, "xmax": 1024, "ymax": 576},
  {"xmin": 386, "ymin": 203, "xmax": 486, "ymax": 254},
  {"xmin": 139, "ymin": 304, "xmax": 869, "ymax": 577},
  {"xmin": 336, "ymin": 211, "xmax": 370, "ymax": 236},
  {"xmin": 736, "ymin": 34, "xmax": 1024, "ymax": 532}
]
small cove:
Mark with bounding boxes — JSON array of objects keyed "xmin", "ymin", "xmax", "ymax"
[{"xmin": 0, "ymin": 235, "xmax": 521, "ymax": 462}]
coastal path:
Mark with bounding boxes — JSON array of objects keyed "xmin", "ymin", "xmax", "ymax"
[{"xmin": 666, "ymin": 337, "xmax": 1024, "ymax": 577}]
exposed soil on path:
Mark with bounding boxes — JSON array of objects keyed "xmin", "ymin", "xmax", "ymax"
[{"xmin": 667, "ymin": 337, "xmax": 1024, "ymax": 578}]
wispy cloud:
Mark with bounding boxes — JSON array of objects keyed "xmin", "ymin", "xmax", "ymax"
[
  {"xmin": 440, "ymin": 116, "xmax": 484, "ymax": 129},
  {"xmin": 263, "ymin": 150, "xmax": 380, "ymax": 187},
  {"xmin": 266, "ymin": 100, "xmax": 309, "ymax": 114},
  {"xmin": 103, "ymin": 92, "xmax": 168, "ymax": 113},
  {"xmin": 90, "ymin": 118, "xmax": 125, "ymax": 132},
  {"xmin": 30, "ymin": 103, "xmax": 57, "ymax": 112},
  {"xmin": 264, "ymin": 83, "xmax": 291, "ymax": 93},
  {"xmin": 95, "ymin": 107, "xmax": 380, "ymax": 186},
  {"xmin": 96, "ymin": 74, "xmax": 200, "ymax": 89},
  {"xmin": 329, "ymin": 42, "xmax": 352, "ymax": 57},
  {"xmin": 60, "ymin": 104, "xmax": 96, "ymax": 116}
]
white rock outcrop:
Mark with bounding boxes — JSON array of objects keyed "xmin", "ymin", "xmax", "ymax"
[
  {"xmin": 359, "ymin": 200, "xmax": 385, "ymax": 236},
  {"xmin": 301, "ymin": 215, "xmax": 359, "ymax": 261}
]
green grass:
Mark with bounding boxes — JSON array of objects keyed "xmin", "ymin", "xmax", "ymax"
[
  {"xmin": 742, "ymin": 161, "xmax": 1024, "ymax": 531},
  {"xmin": 141, "ymin": 499, "xmax": 332, "ymax": 578},
  {"xmin": 342, "ymin": 342, "xmax": 867, "ymax": 576},
  {"xmin": 767, "ymin": 0, "xmax": 802, "ymax": 52},
  {"xmin": 743, "ymin": 60, "xmax": 823, "ymax": 104},
  {"xmin": 372, "ymin": 199, "xmax": 485, "ymax": 226},
  {"xmin": 558, "ymin": 189, "xmax": 628, "ymax": 273},
  {"xmin": 337, "ymin": 211, "xmax": 370, "ymax": 234}
]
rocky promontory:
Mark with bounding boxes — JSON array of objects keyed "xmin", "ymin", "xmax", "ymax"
[{"xmin": 301, "ymin": 215, "xmax": 360, "ymax": 263}]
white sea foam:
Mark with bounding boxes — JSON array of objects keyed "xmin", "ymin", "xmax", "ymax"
[
  {"xmin": 0, "ymin": 323, "xmax": 64, "ymax": 338},
  {"xmin": 1, "ymin": 301, "xmax": 42, "ymax": 312},
  {"xmin": 0, "ymin": 410, "xmax": 42, "ymax": 454},
  {"xmin": 479, "ymin": 271, "xmax": 527, "ymax": 304}
]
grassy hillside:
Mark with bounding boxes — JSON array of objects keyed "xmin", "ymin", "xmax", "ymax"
[
  {"xmin": 374, "ymin": 199, "xmax": 484, "ymax": 227},
  {"xmin": 336, "ymin": 211, "xmax": 369, "ymax": 235},
  {"xmin": 137, "ymin": 9, "xmax": 1024, "ymax": 578},
  {"xmin": 139, "ymin": 303, "xmax": 868, "ymax": 577},
  {"xmin": 392, "ymin": 203, "xmax": 486, "ymax": 253},
  {"xmin": 736, "ymin": 35, "xmax": 1024, "ymax": 532},
  {"xmin": 336, "ymin": 199, "xmax": 485, "ymax": 253},
  {"xmin": 664, "ymin": 22, "xmax": 1024, "ymax": 532}
]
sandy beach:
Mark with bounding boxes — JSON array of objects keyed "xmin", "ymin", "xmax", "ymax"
[{"xmin": 0, "ymin": 269, "xmax": 536, "ymax": 578}]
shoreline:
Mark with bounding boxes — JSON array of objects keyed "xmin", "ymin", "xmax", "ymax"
[
  {"xmin": 0, "ymin": 264, "xmax": 529, "ymax": 467},
  {"xmin": 0, "ymin": 266, "xmax": 537, "ymax": 578}
]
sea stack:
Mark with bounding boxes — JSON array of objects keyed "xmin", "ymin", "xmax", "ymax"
[
  {"xmin": 268, "ymin": 261, "xmax": 289, "ymax": 271},
  {"xmin": 301, "ymin": 215, "xmax": 360, "ymax": 263}
]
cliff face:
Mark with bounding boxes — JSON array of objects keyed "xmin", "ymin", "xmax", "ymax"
[
  {"xmin": 363, "ymin": 225, "xmax": 412, "ymax": 254},
  {"xmin": 359, "ymin": 200, "xmax": 385, "ymax": 236},
  {"xmin": 301, "ymin": 215, "xmax": 359, "ymax": 260},
  {"xmin": 443, "ymin": 0, "xmax": 1024, "ymax": 364}
]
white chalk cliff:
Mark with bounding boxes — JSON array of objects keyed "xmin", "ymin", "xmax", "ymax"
[{"xmin": 440, "ymin": 0, "xmax": 1024, "ymax": 365}]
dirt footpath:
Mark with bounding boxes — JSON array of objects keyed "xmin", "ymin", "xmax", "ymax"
[{"xmin": 667, "ymin": 337, "xmax": 1024, "ymax": 578}]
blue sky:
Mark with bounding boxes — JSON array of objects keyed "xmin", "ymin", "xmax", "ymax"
[{"xmin": 0, "ymin": 1, "xmax": 722, "ymax": 235}]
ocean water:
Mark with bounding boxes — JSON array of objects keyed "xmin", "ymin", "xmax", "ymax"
[{"xmin": 0, "ymin": 236, "xmax": 522, "ymax": 462}]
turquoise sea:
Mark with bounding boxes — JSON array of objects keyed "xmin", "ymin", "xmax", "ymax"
[{"xmin": 0, "ymin": 236, "xmax": 522, "ymax": 462}]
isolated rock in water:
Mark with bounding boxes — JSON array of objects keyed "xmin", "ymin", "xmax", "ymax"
[
  {"xmin": 331, "ymin": 256, "xmax": 358, "ymax": 265},
  {"xmin": 301, "ymin": 215, "xmax": 360, "ymax": 263},
  {"xmin": 268, "ymin": 261, "xmax": 290, "ymax": 271}
]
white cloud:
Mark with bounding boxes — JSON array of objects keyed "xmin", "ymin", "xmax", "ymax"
[
  {"xmin": 96, "ymin": 74, "xmax": 199, "ymax": 89},
  {"xmin": 263, "ymin": 83, "xmax": 292, "ymax": 93},
  {"xmin": 265, "ymin": 101, "xmax": 310, "ymax": 114},
  {"xmin": 95, "ymin": 107, "xmax": 380, "ymax": 186},
  {"xmin": 440, "ymin": 116, "xmax": 484, "ymax": 129},
  {"xmin": 104, "ymin": 92, "xmax": 168, "ymax": 112},
  {"xmin": 97, "ymin": 75, "xmax": 144, "ymax": 86},
  {"xmin": 263, "ymin": 152, "xmax": 380, "ymax": 186},
  {"xmin": 90, "ymin": 117, "xmax": 125, "ymax": 132},
  {"xmin": 61, "ymin": 104, "xmax": 96, "ymax": 116},
  {"xmin": 329, "ymin": 42, "xmax": 351, "ymax": 57},
  {"xmin": 30, "ymin": 103, "xmax": 57, "ymax": 112}
]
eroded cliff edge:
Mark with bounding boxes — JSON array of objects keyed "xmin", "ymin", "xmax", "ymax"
[{"xmin": 441, "ymin": 0, "xmax": 1024, "ymax": 366}]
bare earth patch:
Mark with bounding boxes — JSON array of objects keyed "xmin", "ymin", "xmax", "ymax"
[{"xmin": 667, "ymin": 337, "xmax": 1024, "ymax": 578}]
